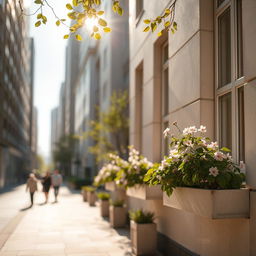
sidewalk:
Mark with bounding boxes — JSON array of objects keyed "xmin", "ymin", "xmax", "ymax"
[{"xmin": 0, "ymin": 186, "xmax": 132, "ymax": 256}]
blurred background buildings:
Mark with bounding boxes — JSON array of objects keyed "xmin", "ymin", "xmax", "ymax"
[{"xmin": 0, "ymin": 0, "xmax": 38, "ymax": 188}]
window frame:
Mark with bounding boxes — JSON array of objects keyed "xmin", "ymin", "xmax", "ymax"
[{"xmin": 215, "ymin": 0, "xmax": 245, "ymax": 162}]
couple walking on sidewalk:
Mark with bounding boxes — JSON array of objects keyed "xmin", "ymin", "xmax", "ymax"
[{"xmin": 26, "ymin": 170, "xmax": 63, "ymax": 207}]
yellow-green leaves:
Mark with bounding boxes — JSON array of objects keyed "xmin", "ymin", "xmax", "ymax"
[
  {"xmin": 142, "ymin": 2, "xmax": 178, "ymax": 38},
  {"xmin": 75, "ymin": 34, "xmax": 82, "ymax": 41},
  {"xmin": 112, "ymin": 1, "xmax": 124, "ymax": 16},
  {"xmin": 64, "ymin": 34, "xmax": 69, "ymax": 39},
  {"xmin": 94, "ymin": 33, "xmax": 101, "ymax": 40},
  {"xmin": 34, "ymin": 0, "xmax": 42, "ymax": 4},
  {"xmin": 103, "ymin": 27, "xmax": 111, "ymax": 33},
  {"xmin": 97, "ymin": 11, "xmax": 104, "ymax": 16},
  {"xmin": 98, "ymin": 18, "xmax": 107, "ymax": 27},
  {"xmin": 35, "ymin": 21, "xmax": 41, "ymax": 27},
  {"xmin": 72, "ymin": 0, "xmax": 78, "ymax": 7},
  {"xmin": 66, "ymin": 3, "xmax": 73, "ymax": 10},
  {"xmin": 56, "ymin": 20, "xmax": 60, "ymax": 26}
]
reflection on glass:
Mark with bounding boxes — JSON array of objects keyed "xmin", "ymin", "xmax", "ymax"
[
  {"xmin": 218, "ymin": 8, "xmax": 231, "ymax": 88},
  {"xmin": 238, "ymin": 87, "xmax": 245, "ymax": 161},
  {"xmin": 219, "ymin": 93, "xmax": 232, "ymax": 150}
]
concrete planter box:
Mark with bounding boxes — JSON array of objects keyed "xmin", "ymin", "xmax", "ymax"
[
  {"xmin": 130, "ymin": 221, "xmax": 157, "ymax": 255},
  {"xmin": 87, "ymin": 191, "xmax": 96, "ymax": 206},
  {"xmin": 82, "ymin": 190, "xmax": 87, "ymax": 202},
  {"xmin": 126, "ymin": 185, "xmax": 162, "ymax": 200},
  {"xmin": 163, "ymin": 187, "xmax": 250, "ymax": 219},
  {"xmin": 105, "ymin": 182, "xmax": 119, "ymax": 191},
  {"xmin": 109, "ymin": 205, "xmax": 127, "ymax": 228},
  {"xmin": 100, "ymin": 200, "xmax": 109, "ymax": 217}
]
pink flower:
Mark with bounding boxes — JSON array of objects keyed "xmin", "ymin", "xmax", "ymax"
[
  {"xmin": 209, "ymin": 167, "xmax": 219, "ymax": 177},
  {"xmin": 214, "ymin": 151, "xmax": 226, "ymax": 161},
  {"xmin": 198, "ymin": 125, "xmax": 207, "ymax": 133}
]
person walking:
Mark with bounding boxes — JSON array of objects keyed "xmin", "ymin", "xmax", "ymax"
[
  {"xmin": 51, "ymin": 170, "xmax": 62, "ymax": 203},
  {"xmin": 26, "ymin": 173, "xmax": 38, "ymax": 207},
  {"xmin": 41, "ymin": 171, "xmax": 51, "ymax": 203}
]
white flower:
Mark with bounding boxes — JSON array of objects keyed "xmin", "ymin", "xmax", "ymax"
[
  {"xmin": 189, "ymin": 126, "xmax": 197, "ymax": 133},
  {"xmin": 214, "ymin": 151, "xmax": 227, "ymax": 161},
  {"xmin": 209, "ymin": 167, "xmax": 219, "ymax": 177},
  {"xmin": 207, "ymin": 141, "xmax": 219, "ymax": 150},
  {"xmin": 198, "ymin": 125, "xmax": 207, "ymax": 133},
  {"xmin": 239, "ymin": 161, "xmax": 246, "ymax": 174},
  {"xmin": 163, "ymin": 127, "xmax": 171, "ymax": 138},
  {"xmin": 182, "ymin": 127, "xmax": 190, "ymax": 135},
  {"xmin": 184, "ymin": 140, "xmax": 193, "ymax": 147},
  {"xmin": 183, "ymin": 126, "xmax": 197, "ymax": 135}
]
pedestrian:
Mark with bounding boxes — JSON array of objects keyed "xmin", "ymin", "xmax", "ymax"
[
  {"xmin": 26, "ymin": 173, "xmax": 38, "ymax": 207},
  {"xmin": 41, "ymin": 171, "xmax": 51, "ymax": 203},
  {"xmin": 51, "ymin": 170, "xmax": 63, "ymax": 203}
]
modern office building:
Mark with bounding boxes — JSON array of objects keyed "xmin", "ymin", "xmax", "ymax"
[
  {"xmin": 71, "ymin": 0, "xmax": 129, "ymax": 180},
  {"xmin": 50, "ymin": 107, "xmax": 59, "ymax": 158},
  {"xmin": 128, "ymin": 0, "xmax": 256, "ymax": 255},
  {"xmin": 0, "ymin": 0, "xmax": 36, "ymax": 187}
]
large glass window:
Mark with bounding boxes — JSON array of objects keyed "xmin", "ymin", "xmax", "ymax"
[
  {"xmin": 218, "ymin": 8, "xmax": 231, "ymax": 88},
  {"xmin": 136, "ymin": 0, "xmax": 143, "ymax": 19},
  {"xmin": 216, "ymin": 0, "xmax": 244, "ymax": 161},
  {"xmin": 219, "ymin": 93, "xmax": 232, "ymax": 149}
]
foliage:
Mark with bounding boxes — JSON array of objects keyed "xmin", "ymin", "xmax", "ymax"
[
  {"xmin": 143, "ymin": 0, "xmax": 178, "ymax": 37},
  {"xmin": 83, "ymin": 186, "xmax": 96, "ymax": 192},
  {"xmin": 110, "ymin": 199, "xmax": 124, "ymax": 207},
  {"xmin": 97, "ymin": 192, "xmax": 110, "ymax": 200},
  {"xmin": 84, "ymin": 90, "xmax": 129, "ymax": 163},
  {"xmin": 53, "ymin": 134, "xmax": 79, "ymax": 169},
  {"xmin": 129, "ymin": 209, "xmax": 155, "ymax": 224},
  {"xmin": 21, "ymin": 0, "xmax": 178, "ymax": 40},
  {"xmin": 115, "ymin": 146, "xmax": 153, "ymax": 188},
  {"xmin": 144, "ymin": 124, "xmax": 246, "ymax": 196},
  {"xmin": 93, "ymin": 153, "xmax": 129, "ymax": 186}
]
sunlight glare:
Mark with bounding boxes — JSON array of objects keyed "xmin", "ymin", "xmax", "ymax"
[{"xmin": 84, "ymin": 17, "xmax": 98, "ymax": 33}]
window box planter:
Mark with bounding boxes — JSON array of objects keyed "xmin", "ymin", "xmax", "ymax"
[
  {"xmin": 82, "ymin": 190, "xmax": 87, "ymax": 202},
  {"xmin": 126, "ymin": 185, "xmax": 162, "ymax": 200},
  {"xmin": 87, "ymin": 191, "xmax": 96, "ymax": 206},
  {"xmin": 109, "ymin": 205, "xmax": 127, "ymax": 228},
  {"xmin": 130, "ymin": 221, "xmax": 157, "ymax": 255},
  {"xmin": 163, "ymin": 187, "xmax": 250, "ymax": 219},
  {"xmin": 100, "ymin": 200, "xmax": 109, "ymax": 217},
  {"xmin": 105, "ymin": 182, "xmax": 120, "ymax": 191}
]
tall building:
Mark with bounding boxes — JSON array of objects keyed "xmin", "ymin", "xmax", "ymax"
[
  {"xmin": 50, "ymin": 107, "xmax": 59, "ymax": 159},
  {"xmin": 0, "ymin": 0, "xmax": 35, "ymax": 187},
  {"xmin": 128, "ymin": 0, "xmax": 256, "ymax": 255},
  {"xmin": 71, "ymin": 0, "xmax": 129, "ymax": 180}
]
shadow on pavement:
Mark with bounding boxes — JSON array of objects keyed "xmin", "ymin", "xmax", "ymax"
[{"xmin": 20, "ymin": 205, "xmax": 32, "ymax": 211}]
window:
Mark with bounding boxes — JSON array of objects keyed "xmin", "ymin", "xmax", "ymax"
[
  {"xmin": 216, "ymin": 0, "xmax": 244, "ymax": 161},
  {"xmin": 136, "ymin": 0, "xmax": 143, "ymax": 19},
  {"xmin": 162, "ymin": 41, "xmax": 169, "ymax": 156},
  {"xmin": 135, "ymin": 63, "xmax": 143, "ymax": 152}
]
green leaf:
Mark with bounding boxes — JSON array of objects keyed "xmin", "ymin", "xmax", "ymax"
[
  {"xmin": 164, "ymin": 21, "xmax": 170, "ymax": 27},
  {"xmin": 35, "ymin": 21, "xmax": 41, "ymax": 27},
  {"xmin": 144, "ymin": 19, "xmax": 151, "ymax": 24},
  {"xmin": 66, "ymin": 3, "xmax": 73, "ymax": 10},
  {"xmin": 103, "ymin": 27, "xmax": 111, "ymax": 33},
  {"xmin": 37, "ymin": 13, "xmax": 42, "ymax": 19},
  {"xmin": 94, "ymin": 33, "xmax": 101, "ymax": 40},
  {"xmin": 117, "ymin": 6, "xmax": 123, "ymax": 16},
  {"xmin": 143, "ymin": 26, "xmax": 150, "ymax": 32},
  {"xmin": 97, "ymin": 11, "xmax": 104, "ymax": 16},
  {"xmin": 98, "ymin": 18, "xmax": 107, "ymax": 27},
  {"xmin": 75, "ymin": 34, "xmax": 82, "ymax": 41},
  {"xmin": 56, "ymin": 20, "xmax": 61, "ymax": 26},
  {"xmin": 72, "ymin": 0, "xmax": 78, "ymax": 6},
  {"xmin": 63, "ymin": 34, "xmax": 69, "ymax": 39},
  {"xmin": 220, "ymin": 147, "xmax": 231, "ymax": 152},
  {"xmin": 151, "ymin": 22, "xmax": 157, "ymax": 32},
  {"xmin": 34, "ymin": 0, "xmax": 42, "ymax": 4},
  {"xmin": 173, "ymin": 21, "xmax": 178, "ymax": 30}
]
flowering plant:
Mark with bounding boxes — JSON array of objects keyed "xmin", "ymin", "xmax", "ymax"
[
  {"xmin": 116, "ymin": 146, "xmax": 153, "ymax": 188},
  {"xmin": 144, "ymin": 124, "xmax": 245, "ymax": 196},
  {"xmin": 93, "ymin": 153, "xmax": 129, "ymax": 187}
]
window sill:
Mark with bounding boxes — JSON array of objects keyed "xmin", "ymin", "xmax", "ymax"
[{"xmin": 163, "ymin": 187, "xmax": 250, "ymax": 219}]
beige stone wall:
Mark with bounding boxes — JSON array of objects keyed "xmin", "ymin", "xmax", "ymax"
[{"xmin": 129, "ymin": 0, "xmax": 255, "ymax": 255}]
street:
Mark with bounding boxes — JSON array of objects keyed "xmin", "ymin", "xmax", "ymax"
[{"xmin": 0, "ymin": 186, "xmax": 132, "ymax": 256}]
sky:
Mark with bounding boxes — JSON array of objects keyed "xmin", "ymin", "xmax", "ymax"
[{"xmin": 27, "ymin": 0, "xmax": 69, "ymax": 161}]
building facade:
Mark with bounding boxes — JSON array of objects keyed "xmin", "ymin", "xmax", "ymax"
[
  {"xmin": 129, "ymin": 0, "xmax": 256, "ymax": 255},
  {"xmin": 61, "ymin": 0, "xmax": 130, "ymax": 180},
  {"xmin": 0, "ymin": 0, "xmax": 36, "ymax": 187}
]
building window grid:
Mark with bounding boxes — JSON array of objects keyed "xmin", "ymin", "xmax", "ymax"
[{"xmin": 215, "ymin": 0, "xmax": 245, "ymax": 162}]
